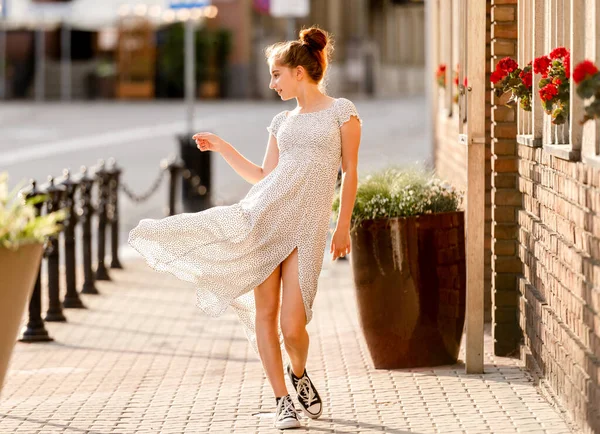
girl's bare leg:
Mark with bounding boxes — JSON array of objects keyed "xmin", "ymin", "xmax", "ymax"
[
  {"xmin": 254, "ymin": 264, "xmax": 287, "ymax": 397},
  {"xmin": 280, "ymin": 248, "xmax": 309, "ymax": 377}
]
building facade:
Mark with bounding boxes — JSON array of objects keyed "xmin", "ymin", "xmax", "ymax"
[{"xmin": 431, "ymin": 1, "xmax": 600, "ymax": 432}]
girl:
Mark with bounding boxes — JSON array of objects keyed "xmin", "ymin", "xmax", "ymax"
[{"xmin": 128, "ymin": 26, "xmax": 361, "ymax": 430}]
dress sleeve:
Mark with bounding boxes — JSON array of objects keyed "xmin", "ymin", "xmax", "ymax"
[
  {"xmin": 266, "ymin": 111, "xmax": 287, "ymax": 137},
  {"xmin": 336, "ymin": 98, "xmax": 362, "ymax": 128}
]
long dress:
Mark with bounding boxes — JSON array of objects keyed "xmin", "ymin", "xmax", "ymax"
[{"xmin": 128, "ymin": 97, "xmax": 362, "ymax": 352}]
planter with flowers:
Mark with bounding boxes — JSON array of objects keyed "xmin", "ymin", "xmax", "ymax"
[
  {"xmin": 332, "ymin": 168, "xmax": 465, "ymax": 369},
  {"xmin": 573, "ymin": 60, "xmax": 600, "ymax": 123},
  {"xmin": 491, "ymin": 57, "xmax": 533, "ymax": 111},
  {"xmin": 436, "ymin": 64, "xmax": 447, "ymax": 89},
  {"xmin": 0, "ymin": 173, "xmax": 65, "ymax": 395},
  {"xmin": 533, "ymin": 47, "xmax": 571, "ymax": 125}
]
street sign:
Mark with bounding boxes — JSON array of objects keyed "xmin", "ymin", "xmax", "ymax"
[
  {"xmin": 270, "ymin": 0, "xmax": 309, "ymax": 18},
  {"xmin": 168, "ymin": 0, "xmax": 211, "ymax": 9}
]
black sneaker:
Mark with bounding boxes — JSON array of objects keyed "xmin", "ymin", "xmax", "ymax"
[
  {"xmin": 274, "ymin": 395, "xmax": 301, "ymax": 430},
  {"xmin": 286, "ymin": 364, "xmax": 323, "ymax": 419}
]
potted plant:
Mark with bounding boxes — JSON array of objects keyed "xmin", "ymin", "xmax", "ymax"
[
  {"xmin": 332, "ymin": 168, "xmax": 465, "ymax": 369},
  {"xmin": 533, "ymin": 47, "xmax": 571, "ymax": 124},
  {"xmin": 490, "ymin": 57, "xmax": 533, "ymax": 111},
  {"xmin": 0, "ymin": 173, "xmax": 65, "ymax": 394},
  {"xmin": 573, "ymin": 59, "xmax": 600, "ymax": 123}
]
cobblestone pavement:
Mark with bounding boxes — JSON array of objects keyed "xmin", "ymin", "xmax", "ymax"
[{"xmin": 0, "ymin": 257, "xmax": 579, "ymax": 433}]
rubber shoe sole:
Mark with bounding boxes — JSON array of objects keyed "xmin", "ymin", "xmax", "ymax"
[{"xmin": 274, "ymin": 417, "xmax": 301, "ymax": 430}]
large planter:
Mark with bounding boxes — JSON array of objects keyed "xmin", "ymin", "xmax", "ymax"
[
  {"xmin": 0, "ymin": 243, "xmax": 44, "ymax": 393},
  {"xmin": 350, "ymin": 212, "xmax": 466, "ymax": 369}
]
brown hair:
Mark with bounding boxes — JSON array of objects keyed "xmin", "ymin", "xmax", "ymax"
[{"xmin": 265, "ymin": 27, "xmax": 333, "ymax": 87}]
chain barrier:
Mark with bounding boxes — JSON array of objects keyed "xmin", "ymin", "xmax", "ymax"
[{"xmin": 119, "ymin": 166, "xmax": 167, "ymax": 203}]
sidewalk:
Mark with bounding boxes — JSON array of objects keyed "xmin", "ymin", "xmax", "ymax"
[{"xmin": 0, "ymin": 257, "xmax": 579, "ymax": 433}]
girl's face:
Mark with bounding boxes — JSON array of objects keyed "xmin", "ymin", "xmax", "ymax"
[{"xmin": 268, "ymin": 59, "xmax": 298, "ymax": 101}]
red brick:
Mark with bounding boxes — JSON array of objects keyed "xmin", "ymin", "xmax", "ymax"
[
  {"xmin": 492, "ymin": 122, "xmax": 518, "ymax": 139},
  {"xmin": 491, "ymin": 40, "xmax": 516, "ymax": 56},
  {"xmin": 493, "ymin": 189, "xmax": 522, "ymax": 206},
  {"xmin": 492, "ymin": 106, "xmax": 516, "ymax": 123},
  {"xmin": 492, "ymin": 5, "xmax": 516, "ymax": 22},
  {"xmin": 491, "ymin": 23, "xmax": 518, "ymax": 39},
  {"xmin": 493, "ymin": 156, "xmax": 519, "ymax": 172}
]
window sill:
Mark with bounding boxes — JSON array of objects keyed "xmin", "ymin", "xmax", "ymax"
[
  {"xmin": 516, "ymin": 134, "xmax": 541, "ymax": 148},
  {"xmin": 542, "ymin": 144, "xmax": 580, "ymax": 161},
  {"xmin": 582, "ymin": 155, "xmax": 600, "ymax": 168}
]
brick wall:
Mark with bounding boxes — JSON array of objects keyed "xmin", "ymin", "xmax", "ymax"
[
  {"xmin": 490, "ymin": 0, "xmax": 522, "ymax": 356},
  {"xmin": 487, "ymin": 2, "xmax": 600, "ymax": 432},
  {"xmin": 434, "ymin": 2, "xmax": 493, "ymax": 323},
  {"xmin": 517, "ymin": 147, "xmax": 600, "ymax": 433},
  {"xmin": 434, "ymin": 0, "xmax": 600, "ymax": 431}
]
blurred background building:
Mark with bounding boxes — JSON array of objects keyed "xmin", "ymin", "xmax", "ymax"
[{"xmin": 1, "ymin": 0, "xmax": 425, "ymax": 100}]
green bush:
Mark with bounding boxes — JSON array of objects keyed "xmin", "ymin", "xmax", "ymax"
[
  {"xmin": 0, "ymin": 173, "xmax": 66, "ymax": 250},
  {"xmin": 332, "ymin": 166, "xmax": 464, "ymax": 231}
]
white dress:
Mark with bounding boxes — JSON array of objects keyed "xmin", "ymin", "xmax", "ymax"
[{"xmin": 128, "ymin": 97, "xmax": 362, "ymax": 351}]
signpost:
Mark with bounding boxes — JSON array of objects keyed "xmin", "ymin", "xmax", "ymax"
[
  {"xmin": 168, "ymin": 0, "xmax": 211, "ymax": 134},
  {"xmin": 168, "ymin": 0, "xmax": 213, "ymax": 212},
  {"xmin": 0, "ymin": 0, "xmax": 7, "ymax": 99}
]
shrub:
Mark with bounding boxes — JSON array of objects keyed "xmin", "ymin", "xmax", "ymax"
[{"xmin": 332, "ymin": 167, "xmax": 463, "ymax": 232}]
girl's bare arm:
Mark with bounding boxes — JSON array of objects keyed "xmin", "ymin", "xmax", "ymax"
[{"xmin": 193, "ymin": 132, "xmax": 280, "ymax": 185}]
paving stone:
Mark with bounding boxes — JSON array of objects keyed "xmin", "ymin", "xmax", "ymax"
[{"xmin": 0, "ymin": 259, "xmax": 581, "ymax": 433}]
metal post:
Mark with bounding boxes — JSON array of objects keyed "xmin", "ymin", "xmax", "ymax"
[
  {"xmin": 41, "ymin": 177, "xmax": 67, "ymax": 322},
  {"xmin": 35, "ymin": 28, "xmax": 45, "ymax": 102},
  {"xmin": 77, "ymin": 166, "xmax": 99, "ymax": 295},
  {"xmin": 94, "ymin": 160, "xmax": 111, "ymax": 281},
  {"xmin": 107, "ymin": 158, "xmax": 122, "ymax": 269},
  {"xmin": 166, "ymin": 157, "xmax": 184, "ymax": 216},
  {"xmin": 286, "ymin": 17, "xmax": 296, "ymax": 41},
  {"xmin": 61, "ymin": 23, "xmax": 71, "ymax": 101},
  {"xmin": 185, "ymin": 19, "xmax": 195, "ymax": 134},
  {"xmin": 0, "ymin": 17, "xmax": 6, "ymax": 100},
  {"xmin": 58, "ymin": 169, "xmax": 85, "ymax": 309},
  {"xmin": 19, "ymin": 180, "xmax": 53, "ymax": 343}
]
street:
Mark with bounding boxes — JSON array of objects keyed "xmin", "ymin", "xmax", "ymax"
[{"xmin": 0, "ymin": 96, "xmax": 430, "ymax": 251}]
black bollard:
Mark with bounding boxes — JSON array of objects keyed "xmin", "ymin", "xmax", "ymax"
[
  {"xmin": 165, "ymin": 156, "xmax": 184, "ymax": 216},
  {"xmin": 76, "ymin": 166, "xmax": 99, "ymax": 295},
  {"xmin": 107, "ymin": 158, "xmax": 123, "ymax": 269},
  {"xmin": 94, "ymin": 160, "xmax": 111, "ymax": 281},
  {"xmin": 58, "ymin": 169, "xmax": 86, "ymax": 309},
  {"xmin": 41, "ymin": 177, "xmax": 67, "ymax": 322},
  {"xmin": 19, "ymin": 180, "xmax": 53, "ymax": 343}
]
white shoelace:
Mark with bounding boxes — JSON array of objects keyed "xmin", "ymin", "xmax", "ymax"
[
  {"xmin": 296, "ymin": 376, "xmax": 317, "ymax": 407},
  {"xmin": 276, "ymin": 397, "xmax": 297, "ymax": 421}
]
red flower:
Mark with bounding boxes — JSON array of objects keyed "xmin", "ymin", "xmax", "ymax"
[
  {"xmin": 539, "ymin": 83, "xmax": 558, "ymax": 101},
  {"xmin": 564, "ymin": 54, "xmax": 570, "ymax": 79},
  {"xmin": 552, "ymin": 78, "xmax": 562, "ymax": 86},
  {"xmin": 491, "ymin": 70, "xmax": 505, "ymax": 84},
  {"xmin": 534, "ymin": 56, "xmax": 552, "ymax": 77},
  {"xmin": 573, "ymin": 60, "xmax": 598, "ymax": 84},
  {"xmin": 549, "ymin": 47, "xmax": 569, "ymax": 59},
  {"xmin": 497, "ymin": 57, "xmax": 519, "ymax": 73},
  {"xmin": 437, "ymin": 64, "xmax": 446, "ymax": 75},
  {"xmin": 519, "ymin": 69, "xmax": 532, "ymax": 88}
]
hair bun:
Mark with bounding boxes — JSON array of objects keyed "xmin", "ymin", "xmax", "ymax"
[{"xmin": 299, "ymin": 27, "xmax": 328, "ymax": 52}]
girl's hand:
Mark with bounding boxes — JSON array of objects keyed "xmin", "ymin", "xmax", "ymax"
[
  {"xmin": 330, "ymin": 228, "xmax": 351, "ymax": 261},
  {"xmin": 192, "ymin": 132, "xmax": 227, "ymax": 153}
]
